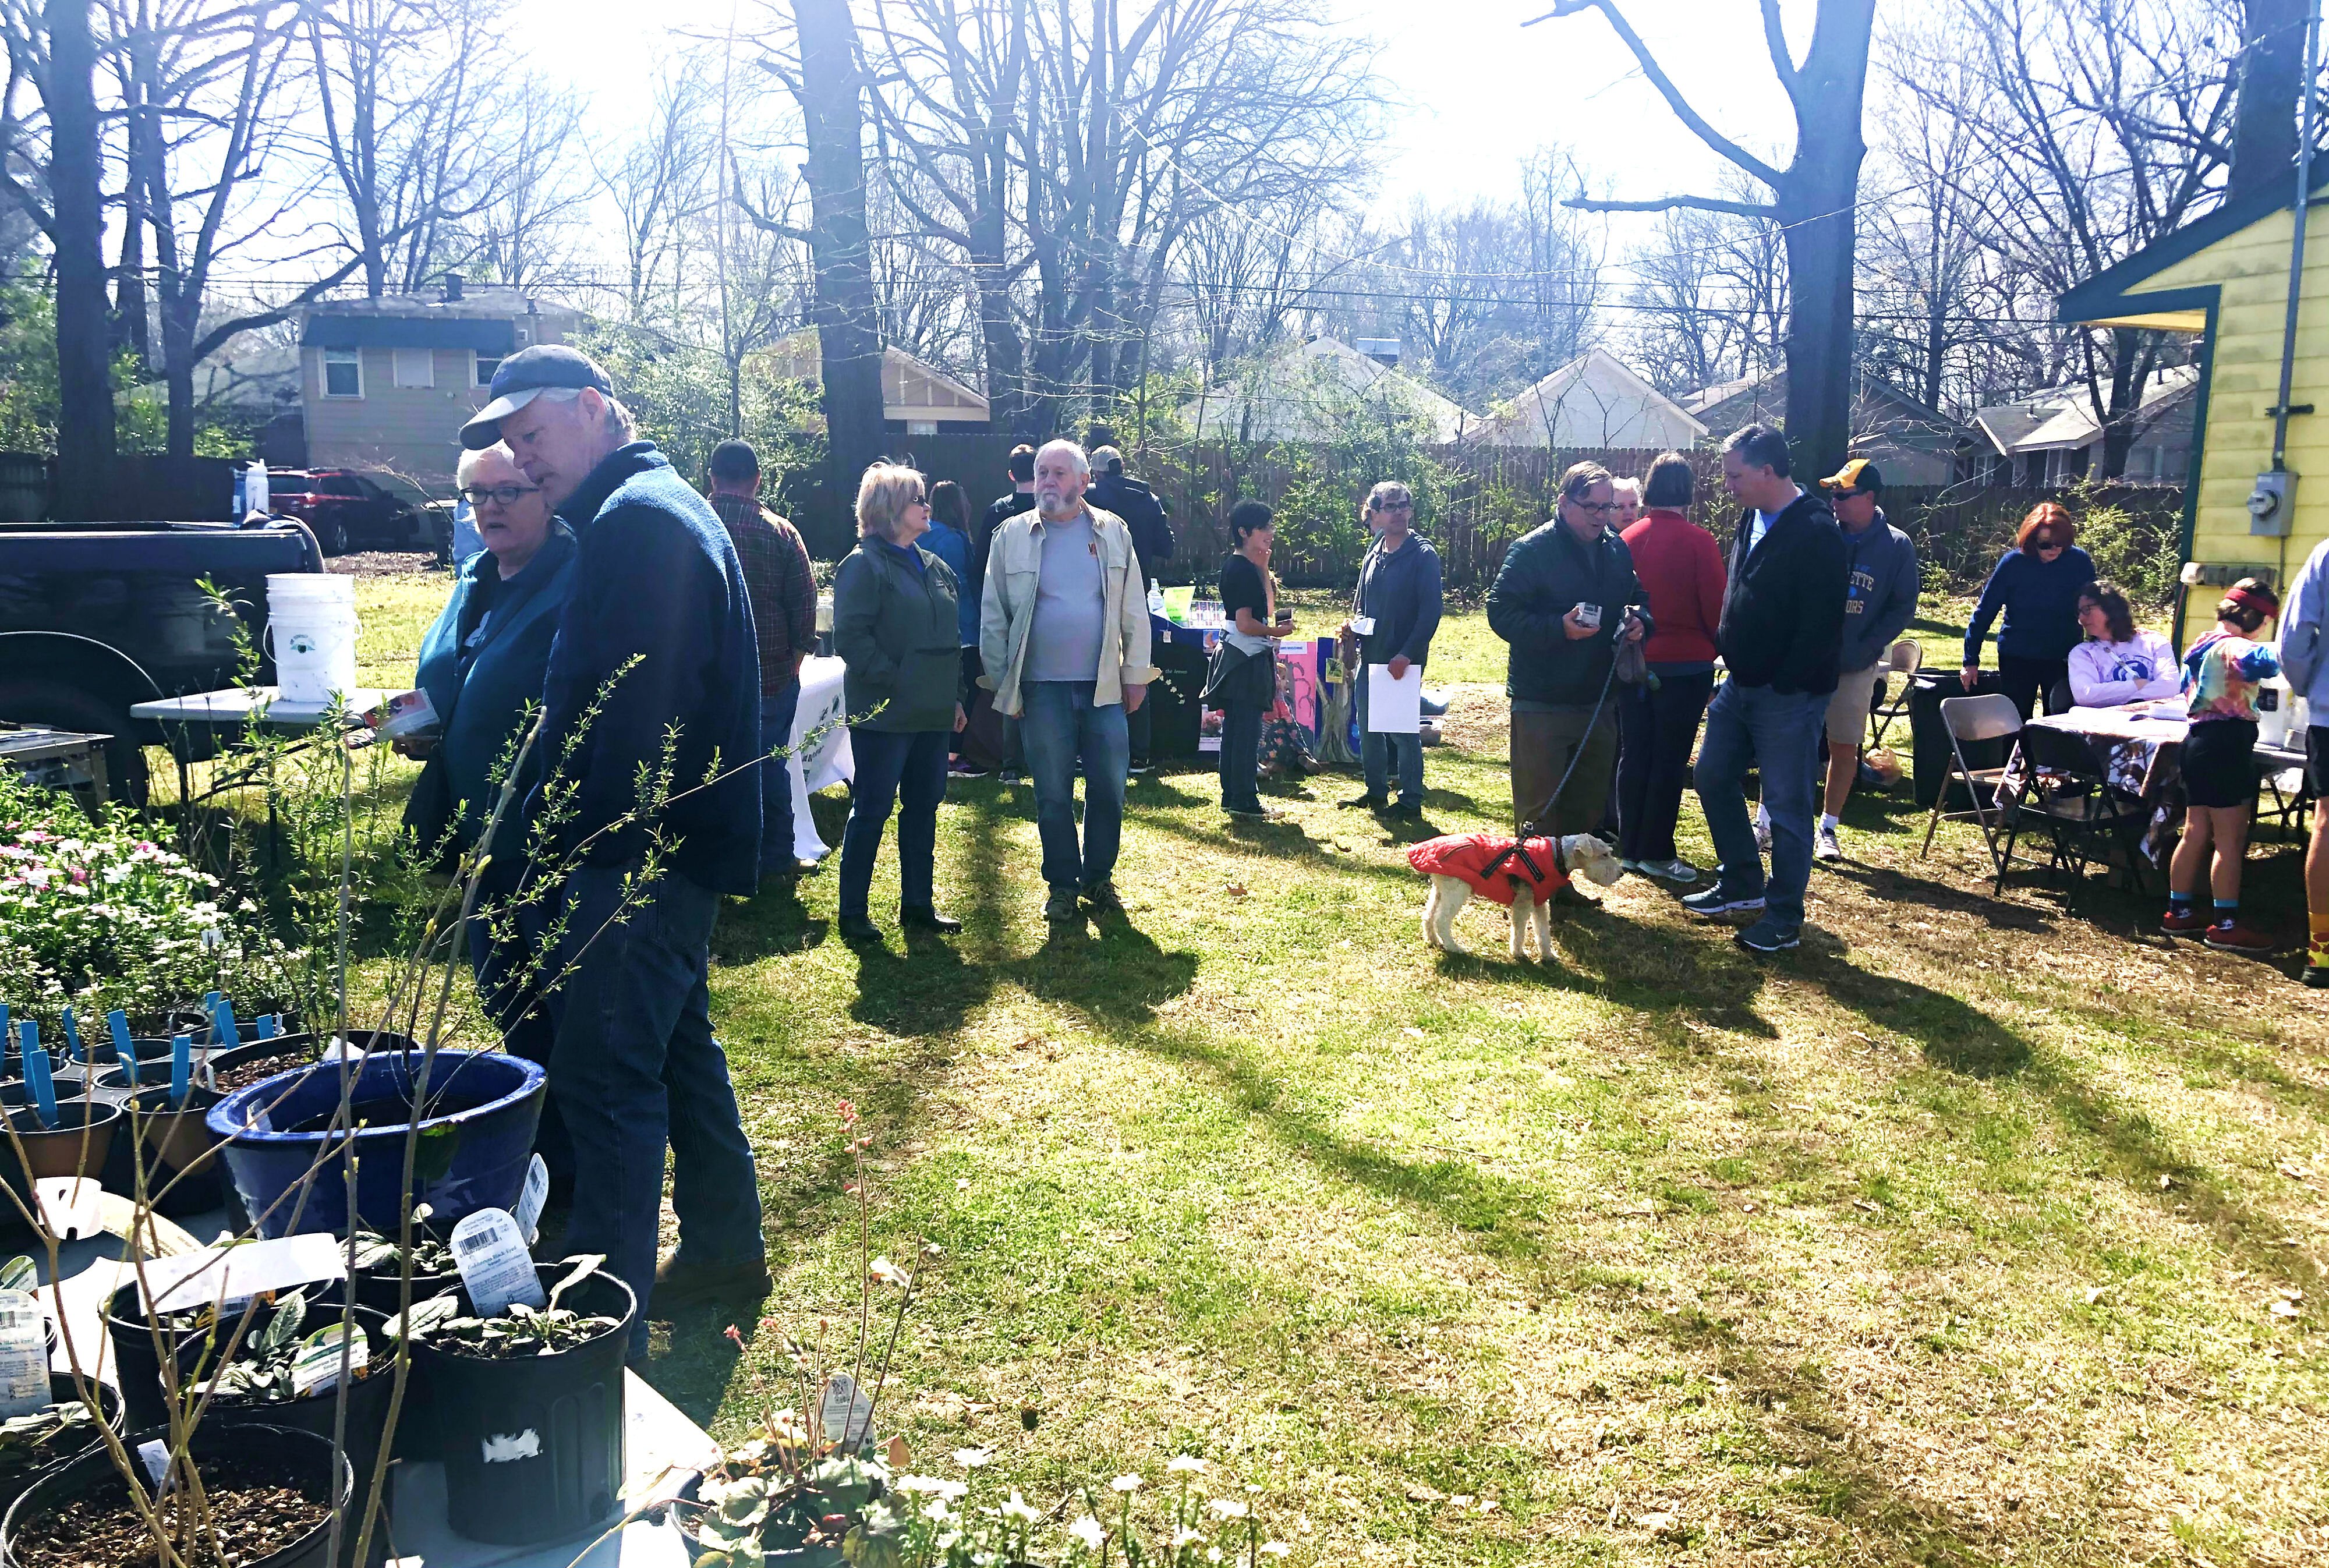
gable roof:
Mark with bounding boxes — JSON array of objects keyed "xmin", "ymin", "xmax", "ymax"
[
  {"xmin": 760, "ymin": 330, "xmax": 989, "ymax": 423},
  {"xmin": 298, "ymin": 286, "xmax": 572, "ymax": 351},
  {"xmin": 1470, "ymin": 349, "xmax": 1707, "ymax": 447},
  {"xmin": 2057, "ymin": 175, "xmax": 2329, "ymax": 329},
  {"xmin": 1180, "ymin": 336, "xmax": 1478, "ymax": 444},
  {"xmin": 1971, "ymin": 365, "xmax": 2200, "ymax": 455}
]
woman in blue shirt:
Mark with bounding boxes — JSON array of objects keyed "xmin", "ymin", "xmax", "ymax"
[{"xmin": 1960, "ymin": 502, "xmax": 2096, "ymax": 718}]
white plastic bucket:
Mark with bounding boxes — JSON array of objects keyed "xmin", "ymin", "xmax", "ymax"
[{"xmin": 265, "ymin": 574, "xmax": 358, "ymax": 703}]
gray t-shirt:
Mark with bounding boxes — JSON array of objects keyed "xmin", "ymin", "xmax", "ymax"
[{"xmin": 1025, "ymin": 511, "xmax": 1106, "ymax": 683}]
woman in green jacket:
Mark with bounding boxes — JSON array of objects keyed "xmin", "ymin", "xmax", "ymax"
[{"xmin": 831, "ymin": 463, "xmax": 968, "ymax": 943}]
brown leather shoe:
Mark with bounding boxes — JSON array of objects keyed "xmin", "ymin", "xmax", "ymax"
[{"xmin": 650, "ymin": 1253, "xmax": 771, "ymax": 1310}]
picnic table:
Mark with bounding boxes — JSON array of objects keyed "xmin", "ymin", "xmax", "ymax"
[
  {"xmin": 2015, "ymin": 700, "xmax": 2310, "ymax": 860},
  {"xmin": 130, "ymin": 685, "xmax": 392, "ymax": 808}
]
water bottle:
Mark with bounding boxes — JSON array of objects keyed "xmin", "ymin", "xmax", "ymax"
[{"xmin": 1148, "ymin": 578, "xmax": 1165, "ymax": 617}]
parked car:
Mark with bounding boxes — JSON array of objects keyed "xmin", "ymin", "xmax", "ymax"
[
  {"xmin": 0, "ymin": 519, "xmax": 322, "ymax": 801},
  {"xmin": 269, "ymin": 468, "xmax": 452, "ymax": 557}
]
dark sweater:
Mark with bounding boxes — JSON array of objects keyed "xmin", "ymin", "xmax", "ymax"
[
  {"xmin": 1963, "ymin": 544, "xmax": 2097, "ymax": 666},
  {"xmin": 833, "ymin": 535, "xmax": 962, "ymax": 732},
  {"xmin": 1486, "ymin": 519, "xmax": 1644, "ymax": 707},
  {"xmin": 1716, "ymin": 491, "xmax": 1848, "ymax": 695},
  {"xmin": 533, "ymin": 442, "xmax": 763, "ymax": 893},
  {"xmin": 1353, "ymin": 532, "xmax": 1443, "ymax": 668},
  {"xmin": 1088, "ymin": 473, "xmax": 1173, "ymax": 576}
]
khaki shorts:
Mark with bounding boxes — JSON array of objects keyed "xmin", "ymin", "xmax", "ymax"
[{"xmin": 1825, "ymin": 663, "xmax": 1882, "ymax": 747}]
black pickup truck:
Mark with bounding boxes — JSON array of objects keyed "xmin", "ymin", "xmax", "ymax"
[{"xmin": 0, "ymin": 519, "xmax": 324, "ymax": 799}]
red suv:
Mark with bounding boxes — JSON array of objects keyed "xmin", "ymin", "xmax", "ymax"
[{"xmin": 269, "ymin": 468, "xmax": 453, "ymax": 558}]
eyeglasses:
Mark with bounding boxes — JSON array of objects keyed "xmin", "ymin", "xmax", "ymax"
[
  {"xmin": 461, "ymin": 483, "xmax": 540, "ymax": 507},
  {"xmin": 1571, "ymin": 500, "xmax": 1620, "ymax": 515},
  {"xmin": 1371, "ymin": 500, "xmax": 1413, "ymax": 512}
]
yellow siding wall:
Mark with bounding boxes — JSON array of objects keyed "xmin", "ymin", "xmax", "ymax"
[{"xmin": 2133, "ymin": 203, "xmax": 2329, "ymax": 627}]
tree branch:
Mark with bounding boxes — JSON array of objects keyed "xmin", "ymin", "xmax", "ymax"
[
  {"xmin": 1566, "ymin": 192, "xmax": 1777, "ymax": 219},
  {"xmin": 1757, "ymin": 0, "xmax": 1799, "ymax": 90},
  {"xmin": 1528, "ymin": 0, "xmax": 1785, "ymax": 187}
]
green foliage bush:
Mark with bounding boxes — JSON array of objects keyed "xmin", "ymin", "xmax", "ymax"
[{"xmin": 575, "ymin": 323, "xmax": 827, "ymax": 502}]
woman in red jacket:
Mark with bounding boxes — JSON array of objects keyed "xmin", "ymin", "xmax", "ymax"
[{"xmin": 1615, "ymin": 452, "xmax": 1727, "ymax": 882}]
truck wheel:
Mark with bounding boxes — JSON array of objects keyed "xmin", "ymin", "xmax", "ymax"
[
  {"xmin": 0, "ymin": 678, "xmax": 151, "ymax": 806},
  {"xmin": 320, "ymin": 518, "xmax": 351, "ymax": 555}
]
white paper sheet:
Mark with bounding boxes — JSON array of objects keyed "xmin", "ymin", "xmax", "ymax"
[{"xmin": 1365, "ymin": 664, "xmax": 1422, "ymax": 734}]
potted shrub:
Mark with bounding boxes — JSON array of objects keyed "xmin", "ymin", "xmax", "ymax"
[
  {"xmin": 0, "ymin": 1422, "xmax": 350, "ymax": 1568},
  {"xmin": 402, "ymin": 1255, "xmax": 633, "ymax": 1546},
  {"xmin": 0, "ymin": 1376, "xmax": 124, "ymax": 1514}
]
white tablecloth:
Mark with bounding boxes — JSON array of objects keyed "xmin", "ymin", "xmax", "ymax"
[{"xmin": 787, "ymin": 656, "xmax": 851, "ymax": 861}]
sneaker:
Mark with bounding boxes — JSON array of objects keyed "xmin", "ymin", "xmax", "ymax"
[
  {"xmin": 1652, "ymin": 858, "xmax": 1701, "ymax": 884},
  {"xmin": 1618, "ymin": 858, "xmax": 1655, "ymax": 879},
  {"xmin": 1226, "ymin": 803, "xmax": 1282, "ymax": 820},
  {"xmin": 1044, "ymin": 889, "xmax": 1081, "ymax": 923},
  {"xmin": 1080, "ymin": 880, "xmax": 1125, "ymax": 914},
  {"xmin": 1341, "ymin": 792, "xmax": 1391, "ymax": 810},
  {"xmin": 948, "ymin": 760, "xmax": 990, "ymax": 778},
  {"xmin": 1754, "ymin": 813, "xmax": 1772, "ymax": 853},
  {"xmin": 2160, "ymin": 906, "xmax": 2208, "ymax": 935},
  {"xmin": 1390, "ymin": 801, "xmax": 1423, "ymax": 822},
  {"xmin": 1128, "ymin": 761, "xmax": 1152, "ymax": 776},
  {"xmin": 2305, "ymin": 945, "xmax": 2329, "ymax": 987},
  {"xmin": 1814, "ymin": 823, "xmax": 1842, "ymax": 862},
  {"xmin": 2203, "ymin": 920, "xmax": 2277, "ymax": 954},
  {"xmin": 1682, "ymin": 884, "xmax": 1766, "ymax": 919},
  {"xmin": 1735, "ymin": 919, "xmax": 1801, "ymax": 954}
]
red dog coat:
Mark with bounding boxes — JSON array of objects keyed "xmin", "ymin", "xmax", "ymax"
[{"xmin": 1407, "ymin": 832, "xmax": 1570, "ymax": 907}]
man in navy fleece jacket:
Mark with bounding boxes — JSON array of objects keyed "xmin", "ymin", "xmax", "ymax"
[{"xmin": 463, "ymin": 345, "xmax": 767, "ymax": 1360}]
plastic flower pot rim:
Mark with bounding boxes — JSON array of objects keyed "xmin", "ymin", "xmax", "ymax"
[{"xmin": 204, "ymin": 1049, "xmax": 543, "ymax": 1142}]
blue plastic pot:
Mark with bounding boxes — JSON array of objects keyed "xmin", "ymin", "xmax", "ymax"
[{"xmin": 206, "ymin": 1050, "xmax": 546, "ymax": 1238}]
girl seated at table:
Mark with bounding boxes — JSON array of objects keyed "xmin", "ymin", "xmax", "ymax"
[
  {"xmin": 2068, "ymin": 580, "xmax": 2181, "ymax": 707},
  {"xmin": 2163, "ymin": 577, "xmax": 2281, "ymax": 951}
]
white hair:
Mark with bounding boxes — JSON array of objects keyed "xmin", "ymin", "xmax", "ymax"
[
  {"xmin": 1612, "ymin": 475, "xmax": 1643, "ymax": 500},
  {"xmin": 1035, "ymin": 438, "xmax": 1090, "ymax": 477},
  {"xmin": 521, "ymin": 385, "xmax": 635, "ymax": 443},
  {"xmin": 456, "ymin": 444, "xmax": 519, "ymax": 487}
]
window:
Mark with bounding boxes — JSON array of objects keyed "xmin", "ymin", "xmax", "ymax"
[
  {"xmin": 322, "ymin": 347, "xmax": 362, "ymax": 398},
  {"xmin": 473, "ymin": 352, "xmax": 501, "ymax": 388},
  {"xmin": 319, "ymin": 475, "xmax": 364, "ymax": 497},
  {"xmin": 392, "ymin": 348, "xmax": 434, "ymax": 388},
  {"xmin": 906, "ymin": 419, "xmax": 939, "ymax": 436}
]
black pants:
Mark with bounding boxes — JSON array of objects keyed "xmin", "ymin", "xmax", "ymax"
[
  {"xmin": 1219, "ymin": 697, "xmax": 1263, "ymax": 812},
  {"xmin": 1127, "ymin": 688, "xmax": 1153, "ymax": 764},
  {"xmin": 1615, "ymin": 669, "xmax": 1715, "ymax": 862},
  {"xmin": 1995, "ymin": 653, "xmax": 2070, "ymax": 721}
]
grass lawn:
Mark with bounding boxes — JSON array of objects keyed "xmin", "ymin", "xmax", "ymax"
[{"xmin": 325, "ymin": 564, "xmax": 2329, "ymax": 1565}]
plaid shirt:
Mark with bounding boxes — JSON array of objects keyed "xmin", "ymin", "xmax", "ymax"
[{"xmin": 709, "ymin": 491, "xmax": 818, "ymax": 696}]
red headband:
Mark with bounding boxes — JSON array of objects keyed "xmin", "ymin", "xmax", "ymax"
[{"xmin": 2227, "ymin": 584, "xmax": 2278, "ymax": 617}]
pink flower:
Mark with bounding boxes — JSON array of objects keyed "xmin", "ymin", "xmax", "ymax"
[
  {"xmin": 837, "ymin": 1099, "xmax": 859, "ymax": 1126},
  {"xmin": 723, "ymin": 1324, "xmax": 745, "ymax": 1350}
]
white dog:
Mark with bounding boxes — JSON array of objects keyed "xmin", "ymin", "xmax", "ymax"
[{"xmin": 1407, "ymin": 830, "xmax": 1623, "ymax": 961}]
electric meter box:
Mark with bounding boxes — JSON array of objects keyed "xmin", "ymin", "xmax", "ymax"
[{"xmin": 2248, "ymin": 468, "xmax": 2297, "ymax": 536}]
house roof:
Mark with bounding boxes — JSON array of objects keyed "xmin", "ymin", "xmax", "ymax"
[
  {"xmin": 760, "ymin": 330, "xmax": 989, "ymax": 423},
  {"xmin": 1677, "ymin": 371, "xmax": 1771, "ymax": 418},
  {"xmin": 1181, "ymin": 337, "xmax": 1478, "ymax": 444},
  {"xmin": 1971, "ymin": 365, "xmax": 2200, "ymax": 455},
  {"xmin": 2057, "ymin": 174, "xmax": 2329, "ymax": 330},
  {"xmin": 298, "ymin": 286, "xmax": 573, "ymax": 350},
  {"xmin": 1470, "ymin": 349, "xmax": 1707, "ymax": 446}
]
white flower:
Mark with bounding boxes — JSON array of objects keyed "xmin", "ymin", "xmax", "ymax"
[
  {"xmin": 1208, "ymin": 1499, "xmax": 1248, "ymax": 1520},
  {"xmin": 896, "ymin": 1474, "xmax": 968, "ymax": 1501},
  {"xmin": 1167, "ymin": 1455, "xmax": 1207, "ymax": 1474},
  {"xmin": 1066, "ymin": 1516, "xmax": 1106, "ymax": 1550},
  {"xmin": 868, "ymin": 1256, "xmax": 911, "ymax": 1287},
  {"xmin": 953, "ymin": 1447, "xmax": 993, "ymax": 1470},
  {"xmin": 1207, "ymin": 1552, "xmax": 1222, "ymax": 1565},
  {"xmin": 1171, "ymin": 1527, "xmax": 1206, "ymax": 1549},
  {"xmin": 1000, "ymin": 1491, "xmax": 1041, "ymax": 1525},
  {"xmin": 1110, "ymin": 1474, "xmax": 1144, "ymax": 1493}
]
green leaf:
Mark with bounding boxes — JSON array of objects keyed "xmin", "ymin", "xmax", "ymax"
[
  {"xmin": 546, "ymin": 1254, "xmax": 604, "ymax": 1312},
  {"xmin": 413, "ymin": 1123, "xmax": 462, "ymax": 1185},
  {"xmin": 384, "ymin": 1294, "xmax": 462, "ymax": 1342},
  {"xmin": 257, "ymin": 1291, "xmax": 307, "ymax": 1355},
  {"xmin": 805, "ymin": 1455, "xmax": 881, "ymax": 1515}
]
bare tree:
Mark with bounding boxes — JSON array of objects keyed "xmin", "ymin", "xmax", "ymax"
[
  {"xmin": 594, "ymin": 63, "xmax": 717, "ymax": 320},
  {"xmin": 471, "ymin": 84, "xmax": 584, "ymax": 289},
  {"xmin": 1539, "ymin": 0, "xmax": 1877, "ymax": 474},
  {"xmin": 1622, "ymin": 194, "xmax": 1788, "ymax": 398}
]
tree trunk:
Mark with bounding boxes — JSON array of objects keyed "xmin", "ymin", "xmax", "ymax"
[
  {"xmin": 791, "ymin": 0, "xmax": 886, "ymax": 521},
  {"xmin": 48, "ymin": 0, "xmax": 113, "ymax": 519},
  {"xmin": 1775, "ymin": 0, "xmax": 1873, "ymax": 478},
  {"xmin": 2231, "ymin": 0, "xmax": 2309, "ymax": 204}
]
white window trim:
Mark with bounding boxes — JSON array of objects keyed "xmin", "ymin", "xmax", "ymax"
[
  {"xmin": 472, "ymin": 351, "xmax": 500, "ymax": 388},
  {"xmin": 392, "ymin": 347, "xmax": 434, "ymax": 389},
  {"xmin": 321, "ymin": 346, "xmax": 363, "ymax": 400}
]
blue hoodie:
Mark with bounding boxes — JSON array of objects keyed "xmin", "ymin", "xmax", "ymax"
[{"xmin": 2282, "ymin": 535, "xmax": 2329, "ymax": 716}]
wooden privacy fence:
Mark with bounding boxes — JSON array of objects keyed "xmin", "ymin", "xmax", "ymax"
[{"xmin": 783, "ymin": 433, "xmax": 2186, "ymax": 597}]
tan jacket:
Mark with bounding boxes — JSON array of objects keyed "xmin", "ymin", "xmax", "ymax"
[{"xmin": 978, "ymin": 503, "xmax": 1158, "ymax": 717}]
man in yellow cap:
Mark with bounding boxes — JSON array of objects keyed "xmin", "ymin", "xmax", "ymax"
[{"xmin": 1809, "ymin": 459, "xmax": 1918, "ymax": 861}]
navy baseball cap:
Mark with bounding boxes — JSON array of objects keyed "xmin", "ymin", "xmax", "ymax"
[{"xmin": 461, "ymin": 344, "xmax": 614, "ymax": 449}]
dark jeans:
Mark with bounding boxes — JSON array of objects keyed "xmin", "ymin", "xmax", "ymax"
[
  {"xmin": 1019, "ymin": 680, "xmax": 1128, "ymax": 892},
  {"xmin": 465, "ymin": 859, "xmax": 567, "ymax": 1185},
  {"xmin": 1218, "ymin": 698, "xmax": 1264, "ymax": 812},
  {"xmin": 1695, "ymin": 678, "xmax": 1828, "ymax": 930},
  {"xmin": 1995, "ymin": 653, "xmax": 2071, "ymax": 721},
  {"xmin": 1616, "ymin": 668, "xmax": 1715, "ymax": 862},
  {"xmin": 758, "ymin": 679, "xmax": 801, "ymax": 875},
  {"xmin": 548, "ymin": 863, "xmax": 764, "ymax": 1355},
  {"xmin": 838, "ymin": 726, "xmax": 950, "ymax": 917},
  {"xmin": 1511, "ymin": 705, "xmax": 1619, "ymax": 836},
  {"xmin": 1355, "ymin": 668, "xmax": 1425, "ymax": 805}
]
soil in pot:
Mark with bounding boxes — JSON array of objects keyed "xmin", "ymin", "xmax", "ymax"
[
  {"xmin": 410, "ymin": 1263, "xmax": 635, "ymax": 1546},
  {"xmin": 3, "ymin": 1422, "xmax": 348, "ymax": 1568}
]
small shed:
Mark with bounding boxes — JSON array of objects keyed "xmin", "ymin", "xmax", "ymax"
[
  {"xmin": 1472, "ymin": 349, "xmax": 1707, "ymax": 451},
  {"xmin": 759, "ymin": 331, "xmax": 989, "ymax": 434},
  {"xmin": 2058, "ymin": 174, "xmax": 2329, "ymax": 637}
]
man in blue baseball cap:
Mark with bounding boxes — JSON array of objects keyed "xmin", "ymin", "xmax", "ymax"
[{"xmin": 466, "ymin": 343, "xmax": 770, "ymax": 1358}]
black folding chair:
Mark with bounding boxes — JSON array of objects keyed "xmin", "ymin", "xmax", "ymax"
[{"xmin": 1997, "ymin": 723, "xmax": 2150, "ymax": 908}]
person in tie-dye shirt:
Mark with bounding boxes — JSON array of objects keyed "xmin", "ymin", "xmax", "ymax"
[{"xmin": 2164, "ymin": 578, "xmax": 2282, "ymax": 953}]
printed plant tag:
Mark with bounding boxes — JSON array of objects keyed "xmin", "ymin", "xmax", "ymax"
[
  {"xmin": 291, "ymin": 1323, "xmax": 368, "ymax": 1397},
  {"xmin": 33, "ymin": 1178, "xmax": 103, "ymax": 1240},
  {"xmin": 818, "ymin": 1371, "xmax": 875, "ymax": 1449},
  {"xmin": 144, "ymin": 1234, "xmax": 348, "ymax": 1315},
  {"xmin": 137, "ymin": 1438, "xmax": 175, "ymax": 1492},
  {"xmin": 0, "ymin": 1291, "xmax": 48, "ymax": 1417},
  {"xmin": 512, "ymin": 1155, "xmax": 549, "ymax": 1245},
  {"xmin": 450, "ymin": 1208, "xmax": 543, "ymax": 1316}
]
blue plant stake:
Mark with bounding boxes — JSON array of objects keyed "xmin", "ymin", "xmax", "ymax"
[
  {"xmin": 60, "ymin": 1007, "xmax": 82, "ymax": 1063},
  {"xmin": 211, "ymin": 998, "xmax": 240, "ymax": 1050},
  {"xmin": 255, "ymin": 1014, "xmax": 279, "ymax": 1041},
  {"xmin": 171, "ymin": 1034, "xmax": 191, "ymax": 1105},
  {"xmin": 20, "ymin": 1026, "xmax": 53, "ymax": 1129},
  {"xmin": 0, "ymin": 1006, "xmax": 10, "ymax": 1074},
  {"xmin": 108, "ymin": 1011, "xmax": 135, "ymax": 1087}
]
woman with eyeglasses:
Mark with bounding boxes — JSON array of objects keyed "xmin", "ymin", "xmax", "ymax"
[
  {"xmin": 2068, "ymin": 580, "xmax": 2181, "ymax": 707},
  {"xmin": 402, "ymin": 441, "xmax": 576, "ymax": 1159},
  {"xmin": 830, "ymin": 462, "xmax": 968, "ymax": 944},
  {"xmin": 1960, "ymin": 502, "xmax": 2096, "ymax": 717}
]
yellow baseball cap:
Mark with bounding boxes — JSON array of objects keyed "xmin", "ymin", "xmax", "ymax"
[{"xmin": 1819, "ymin": 458, "xmax": 1883, "ymax": 494}]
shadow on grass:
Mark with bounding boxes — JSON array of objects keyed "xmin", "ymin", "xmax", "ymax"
[{"xmin": 1801, "ymin": 951, "xmax": 2034, "ymax": 1078}]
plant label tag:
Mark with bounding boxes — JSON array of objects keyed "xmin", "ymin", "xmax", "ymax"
[
  {"xmin": 290, "ymin": 1323, "xmax": 368, "ymax": 1397},
  {"xmin": 59, "ymin": 1007, "xmax": 81, "ymax": 1063},
  {"xmin": 450, "ymin": 1209, "xmax": 543, "ymax": 1316},
  {"xmin": 144, "ymin": 1234, "xmax": 348, "ymax": 1315},
  {"xmin": 137, "ymin": 1438, "xmax": 176, "ymax": 1493},
  {"xmin": 107, "ymin": 1011, "xmax": 134, "ymax": 1085},
  {"xmin": 818, "ymin": 1372, "xmax": 874, "ymax": 1449},
  {"xmin": 1350, "ymin": 615, "xmax": 1376, "ymax": 636},
  {"xmin": 0, "ymin": 1290, "xmax": 47, "ymax": 1418},
  {"xmin": 32, "ymin": 1178, "xmax": 103, "ymax": 1240},
  {"xmin": 512, "ymin": 1155, "xmax": 549, "ymax": 1245}
]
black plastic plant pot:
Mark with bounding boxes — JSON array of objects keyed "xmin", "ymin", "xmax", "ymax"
[
  {"xmin": 0, "ymin": 1375, "xmax": 124, "ymax": 1517},
  {"xmin": 0, "ymin": 1102, "xmax": 122, "ymax": 1232},
  {"xmin": 97, "ymin": 1085, "xmax": 228, "ymax": 1216},
  {"xmin": 411, "ymin": 1264, "xmax": 637, "ymax": 1547},
  {"xmin": 0, "ymin": 1421, "xmax": 351, "ymax": 1568}
]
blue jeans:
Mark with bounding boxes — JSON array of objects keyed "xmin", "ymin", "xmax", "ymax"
[
  {"xmin": 548, "ymin": 864, "xmax": 764, "ymax": 1355},
  {"xmin": 758, "ymin": 680, "xmax": 801, "ymax": 875},
  {"xmin": 1354, "ymin": 668, "xmax": 1425, "ymax": 805},
  {"xmin": 838, "ymin": 727, "xmax": 950, "ymax": 917},
  {"xmin": 1019, "ymin": 681, "xmax": 1128, "ymax": 892},
  {"xmin": 1219, "ymin": 698, "xmax": 1264, "ymax": 812},
  {"xmin": 1694, "ymin": 678, "xmax": 1829, "ymax": 930}
]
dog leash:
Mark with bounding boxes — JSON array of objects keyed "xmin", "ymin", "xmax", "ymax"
[{"xmin": 1479, "ymin": 647, "xmax": 1627, "ymax": 886}]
